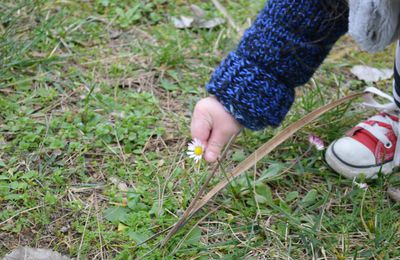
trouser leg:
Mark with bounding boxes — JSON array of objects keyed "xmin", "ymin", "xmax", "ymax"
[{"xmin": 392, "ymin": 41, "xmax": 400, "ymax": 108}]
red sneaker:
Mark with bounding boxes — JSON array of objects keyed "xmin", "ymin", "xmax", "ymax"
[{"xmin": 325, "ymin": 87, "xmax": 400, "ymax": 179}]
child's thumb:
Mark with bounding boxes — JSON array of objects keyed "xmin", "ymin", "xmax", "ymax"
[{"xmin": 191, "ymin": 109, "xmax": 212, "ymax": 145}]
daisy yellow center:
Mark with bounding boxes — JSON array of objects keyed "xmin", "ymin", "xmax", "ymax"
[{"xmin": 194, "ymin": 146, "xmax": 203, "ymax": 156}]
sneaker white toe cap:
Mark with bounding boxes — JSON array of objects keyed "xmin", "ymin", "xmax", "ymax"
[{"xmin": 331, "ymin": 137, "xmax": 376, "ymax": 167}]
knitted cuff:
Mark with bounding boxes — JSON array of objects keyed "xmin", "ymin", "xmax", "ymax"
[
  {"xmin": 206, "ymin": 0, "xmax": 348, "ymax": 130},
  {"xmin": 207, "ymin": 52, "xmax": 295, "ymax": 130}
]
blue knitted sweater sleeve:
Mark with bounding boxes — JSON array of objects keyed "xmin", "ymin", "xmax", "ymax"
[{"xmin": 206, "ymin": 0, "xmax": 348, "ymax": 130}]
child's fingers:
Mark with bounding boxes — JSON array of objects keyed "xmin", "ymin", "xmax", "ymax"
[
  {"xmin": 204, "ymin": 128, "xmax": 232, "ymax": 162},
  {"xmin": 190, "ymin": 96, "xmax": 241, "ymax": 163},
  {"xmin": 190, "ymin": 108, "xmax": 212, "ymax": 145}
]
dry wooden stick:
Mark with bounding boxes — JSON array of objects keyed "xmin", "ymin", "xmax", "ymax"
[
  {"xmin": 160, "ymin": 132, "xmax": 240, "ymax": 247},
  {"xmin": 189, "ymin": 92, "xmax": 362, "ymax": 215},
  {"xmin": 160, "ymin": 92, "xmax": 362, "ymax": 247}
]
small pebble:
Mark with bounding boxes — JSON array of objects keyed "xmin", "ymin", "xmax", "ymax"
[
  {"xmin": 387, "ymin": 186, "xmax": 400, "ymax": 202},
  {"xmin": 60, "ymin": 225, "xmax": 70, "ymax": 233}
]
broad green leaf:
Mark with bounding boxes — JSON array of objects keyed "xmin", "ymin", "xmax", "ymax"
[
  {"xmin": 5, "ymin": 193, "xmax": 26, "ymax": 200},
  {"xmin": 285, "ymin": 191, "xmax": 299, "ymax": 202},
  {"xmin": 300, "ymin": 189, "xmax": 318, "ymax": 208},
  {"xmin": 258, "ymin": 163, "xmax": 284, "ymax": 182},
  {"xmin": 127, "ymin": 231, "xmax": 149, "ymax": 244},
  {"xmin": 104, "ymin": 206, "xmax": 129, "ymax": 223},
  {"xmin": 160, "ymin": 79, "xmax": 178, "ymax": 91},
  {"xmin": 255, "ymin": 183, "xmax": 273, "ymax": 205},
  {"xmin": 184, "ymin": 227, "xmax": 202, "ymax": 245}
]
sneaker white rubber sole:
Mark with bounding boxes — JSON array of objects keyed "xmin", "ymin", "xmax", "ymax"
[{"xmin": 325, "ymin": 140, "xmax": 394, "ymax": 179}]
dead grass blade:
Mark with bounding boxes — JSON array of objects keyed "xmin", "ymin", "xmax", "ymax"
[
  {"xmin": 159, "ymin": 92, "xmax": 362, "ymax": 247},
  {"xmin": 190, "ymin": 92, "xmax": 362, "ymax": 215},
  {"xmin": 210, "ymin": 0, "xmax": 240, "ymax": 33},
  {"xmin": 160, "ymin": 132, "xmax": 240, "ymax": 247}
]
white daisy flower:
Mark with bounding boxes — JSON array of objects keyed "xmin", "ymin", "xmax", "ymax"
[{"xmin": 187, "ymin": 138, "xmax": 205, "ymax": 163}]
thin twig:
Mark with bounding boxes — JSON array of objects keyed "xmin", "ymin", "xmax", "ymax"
[
  {"xmin": 210, "ymin": 0, "xmax": 240, "ymax": 33},
  {"xmin": 138, "ymin": 240, "xmax": 163, "ymax": 259},
  {"xmin": 189, "ymin": 93, "xmax": 362, "ymax": 218},
  {"xmin": 170, "ymin": 205, "xmax": 221, "ymax": 255},
  {"xmin": 138, "ymin": 206, "xmax": 222, "ymax": 258},
  {"xmin": 0, "ymin": 204, "xmax": 45, "ymax": 226},
  {"xmin": 78, "ymin": 195, "xmax": 94, "ymax": 259},
  {"xmin": 94, "ymin": 194, "xmax": 105, "ymax": 260},
  {"xmin": 133, "ymin": 225, "xmax": 174, "ymax": 249},
  {"xmin": 160, "ymin": 131, "xmax": 241, "ymax": 246}
]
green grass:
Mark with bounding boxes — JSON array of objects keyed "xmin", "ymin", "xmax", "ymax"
[{"xmin": 1, "ymin": 0, "xmax": 400, "ymax": 259}]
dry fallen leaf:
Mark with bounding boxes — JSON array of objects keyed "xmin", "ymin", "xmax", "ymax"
[
  {"xmin": 350, "ymin": 65, "xmax": 393, "ymax": 82},
  {"xmin": 171, "ymin": 16, "xmax": 194, "ymax": 29},
  {"xmin": 196, "ymin": 18, "xmax": 225, "ymax": 29},
  {"xmin": 171, "ymin": 4, "xmax": 224, "ymax": 29}
]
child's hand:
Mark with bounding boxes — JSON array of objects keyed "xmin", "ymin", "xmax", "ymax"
[{"xmin": 191, "ymin": 96, "xmax": 242, "ymax": 162}]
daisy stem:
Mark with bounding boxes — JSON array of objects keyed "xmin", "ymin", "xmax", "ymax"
[
  {"xmin": 360, "ymin": 188, "xmax": 374, "ymax": 240},
  {"xmin": 197, "ymin": 159, "xmax": 201, "ymax": 175}
]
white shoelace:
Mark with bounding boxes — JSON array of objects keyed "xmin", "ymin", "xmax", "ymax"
[{"xmin": 360, "ymin": 87, "xmax": 400, "ymax": 165}]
